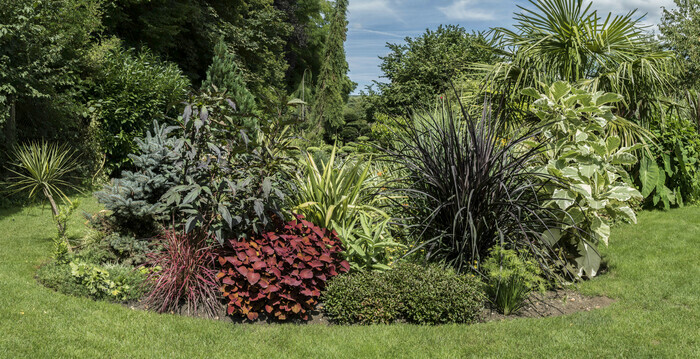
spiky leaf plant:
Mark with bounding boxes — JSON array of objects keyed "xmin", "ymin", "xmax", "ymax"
[
  {"xmin": 5, "ymin": 141, "xmax": 79, "ymax": 237},
  {"xmin": 381, "ymin": 101, "xmax": 566, "ymax": 278}
]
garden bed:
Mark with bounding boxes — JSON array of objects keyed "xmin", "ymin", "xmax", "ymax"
[{"xmin": 481, "ymin": 289, "xmax": 615, "ymax": 322}]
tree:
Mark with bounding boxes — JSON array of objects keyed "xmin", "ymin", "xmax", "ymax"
[
  {"xmin": 485, "ymin": 0, "xmax": 678, "ymax": 124},
  {"xmin": 274, "ymin": 0, "xmax": 333, "ymax": 92},
  {"xmin": 203, "ymin": 39, "xmax": 257, "ymax": 114},
  {"xmin": 310, "ymin": 0, "xmax": 354, "ymax": 140},
  {"xmin": 0, "ymin": 0, "xmax": 100, "ymax": 151},
  {"xmin": 102, "ymin": 0, "xmax": 291, "ymax": 103},
  {"xmin": 369, "ymin": 25, "xmax": 498, "ymax": 115},
  {"xmin": 659, "ymin": 0, "xmax": 700, "ymax": 89}
]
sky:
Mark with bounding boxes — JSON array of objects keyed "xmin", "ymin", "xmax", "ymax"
[{"xmin": 345, "ymin": 0, "xmax": 677, "ymax": 94}]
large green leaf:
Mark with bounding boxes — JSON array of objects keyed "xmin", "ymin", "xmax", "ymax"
[{"xmin": 639, "ymin": 156, "xmax": 659, "ymax": 198}]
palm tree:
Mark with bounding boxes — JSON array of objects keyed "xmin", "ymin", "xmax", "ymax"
[{"xmin": 481, "ymin": 0, "xmax": 678, "ymax": 126}]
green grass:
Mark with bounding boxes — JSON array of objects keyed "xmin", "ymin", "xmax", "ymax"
[{"xmin": 0, "ymin": 195, "xmax": 698, "ymax": 358}]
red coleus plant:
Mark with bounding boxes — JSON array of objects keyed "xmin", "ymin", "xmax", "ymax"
[{"xmin": 216, "ymin": 215, "xmax": 349, "ymax": 321}]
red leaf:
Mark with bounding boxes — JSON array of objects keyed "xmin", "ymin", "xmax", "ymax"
[
  {"xmin": 299, "ymin": 269, "xmax": 313, "ymax": 279},
  {"xmin": 319, "ymin": 254, "xmax": 332, "ymax": 263},
  {"xmin": 222, "ymin": 277, "xmax": 236, "ymax": 285},
  {"xmin": 265, "ymin": 305, "xmax": 273, "ymax": 313},
  {"xmin": 236, "ymin": 266, "xmax": 248, "ymax": 276},
  {"xmin": 252, "ymin": 261, "xmax": 266, "ymax": 270},
  {"xmin": 292, "ymin": 303, "xmax": 301, "ymax": 314},
  {"xmin": 247, "ymin": 311, "xmax": 259, "ymax": 321},
  {"xmin": 309, "ymin": 260, "xmax": 323, "ymax": 268},
  {"xmin": 339, "ymin": 261, "xmax": 350, "ymax": 273},
  {"xmin": 246, "ymin": 271, "xmax": 261, "ymax": 285},
  {"xmin": 227, "ymin": 306, "xmax": 235, "ymax": 315}
]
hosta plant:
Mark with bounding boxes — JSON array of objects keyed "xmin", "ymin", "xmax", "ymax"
[
  {"xmin": 524, "ymin": 81, "xmax": 643, "ymax": 277},
  {"xmin": 217, "ymin": 215, "xmax": 349, "ymax": 321}
]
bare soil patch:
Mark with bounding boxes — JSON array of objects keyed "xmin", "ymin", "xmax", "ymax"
[{"xmin": 480, "ymin": 289, "xmax": 615, "ymax": 322}]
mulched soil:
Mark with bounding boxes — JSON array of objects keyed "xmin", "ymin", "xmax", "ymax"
[{"xmin": 480, "ymin": 289, "xmax": 615, "ymax": 322}]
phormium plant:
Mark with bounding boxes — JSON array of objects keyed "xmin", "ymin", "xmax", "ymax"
[
  {"xmin": 217, "ymin": 215, "xmax": 349, "ymax": 321},
  {"xmin": 143, "ymin": 230, "xmax": 219, "ymax": 317},
  {"xmin": 381, "ymin": 99, "xmax": 564, "ymax": 277}
]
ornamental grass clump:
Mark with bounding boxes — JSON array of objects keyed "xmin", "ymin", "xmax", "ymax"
[
  {"xmin": 143, "ymin": 230, "xmax": 219, "ymax": 317},
  {"xmin": 381, "ymin": 100, "xmax": 563, "ymax": 277}
]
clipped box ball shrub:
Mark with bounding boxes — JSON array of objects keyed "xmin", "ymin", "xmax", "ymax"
[
  {"xmin": 217, "ymin": 215, "xmax": 349, "ymax": 321},
  {"xmin": 323, "ymin": 263, "xmax": 484, "ymax": 325}
]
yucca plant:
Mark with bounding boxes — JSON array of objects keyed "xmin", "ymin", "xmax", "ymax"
[
  {"xmin": 381, "ymin": 100, "xmax": 567, "ymax": 277},
  {"xmin": 5, "ymin": 141, "xmax": 79, "ymax": 240},
  {"xmin": 289, "ymin": 145, "xmax": 387, "ymax": 230}
]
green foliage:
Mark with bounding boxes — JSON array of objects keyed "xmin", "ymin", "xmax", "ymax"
[
  {"xmin": 486, "ymin": 0, "xmax": 678, "ymax": 122},
  {"xmin": 101, "ymin": 0, "xmax": 291, "ymax": 99},
  {"xmin": 202, "ymin": 39, "xmax": 257, "ymax": 115},
  {"xmin": 639, "ymin": 117, "xmax": 700, "ymax": 209},
  {"xmin": 310, "ymin": 0, "xmax": 355, "ymax": 140},
  {"xmin": 4, "ymin": 141, "xmax": 80, "ymax": 247},
  {"xmin": 288, "ymin": 145, "xmax": 385, "ymax": 230},
  {"xmin": 96, "ymin": 121, "xmax": 183, "ymax": 236},
  {"xmin": 89, "ymin": 47, "xmax": 190, "ymax": 174},
  {"xmin": 77, "ymin": 232, "xmax": 151, "ymax": 267},
  {"xmin": 37, "ymin": 259, "xmax": 146, "ymax": 302},
  {"xmin": 5, "ymin": 142, "xmax": 80, "ymax": 205},
  {"xmin": 482, "ymin": 247, "xmax": 546, "ymax": 315},
  {"xmin": 323, "ymin": 263, "xmax": 484, "ymax": 325},
  {"xmin": 159, "ymin": 91, "xmax": 296, "ymax": 244},
  {"xmin": 369, "ymin": 25, "xmax": 498, "ymax": 115},
  {"xmin": 382, "ymin": 106, "xmax": 561, "ymax": 276},
  {"xmin": 659, "ymin": 0, "xmax": 700, "ymax": 89},
  {"xmin": 275, "ymin": 0, "xmax": 332, "ymax": 92},
  {"xmin": 525, "ymin": 82, "xmax": 642, "ymax": 277},
  {"xmin": 0, "ymin": 0, "xmax": 100, "ymax": 148},
  {"xmin": 333, "ymin": 213, "xmax": 405, "ymax": 272}
]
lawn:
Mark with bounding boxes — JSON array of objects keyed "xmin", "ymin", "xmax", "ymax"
[{"xmin": 0, "ymin": 195, "xmax": 698, "ymax": 358}]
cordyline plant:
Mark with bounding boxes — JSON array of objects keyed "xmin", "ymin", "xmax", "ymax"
[
  {"xmin": 380, "ymin": 98, "xmax": 570, "ymax": 279},
  {"xmin": 5, "ymin": 141, "xmax": 79, "ymax": 246},
  {"xmin": 217, "ymin": 215, "xmax": 349, "ymax": 321},
  {"xmin": 143, "ymin": 230, "xmax": 219, "ymax": 317}
]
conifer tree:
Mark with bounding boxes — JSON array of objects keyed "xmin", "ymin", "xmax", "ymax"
[
  {"xmin": 203, "ymin": 39, "xmax": 257, "ymax": 114},
  {"xmin": 310, "ymin": 0, "xmax": 353, "ymax": 140}
]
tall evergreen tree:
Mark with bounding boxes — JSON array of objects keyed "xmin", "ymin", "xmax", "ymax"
[
  {"xmin": 310, "ymin": 0, "xmax": 354, "ymax": 140},
  {"xmin": 203, "ymin": 39, "xmax": 257, "ymax": 114}
]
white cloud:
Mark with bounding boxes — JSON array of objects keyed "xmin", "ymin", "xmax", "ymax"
[
  {"xmin": 437, "ymin": 0, "xmax": 497, "ymax": 21},
  {"xmin": 349, "ymin": 0, "xmax": 403, "ymax": 22},
  {"xmin": 583, "ymin": 0, "xmax": 676, "ymax": 26}
]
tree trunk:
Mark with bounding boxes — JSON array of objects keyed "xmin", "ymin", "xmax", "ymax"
[{"xmin": 7, "ymin": 96, "xmax": 17, "ymax": 149}]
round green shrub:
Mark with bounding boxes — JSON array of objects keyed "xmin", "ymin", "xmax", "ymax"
[{"xmin": 323, "ymin": 263, "xmax": 484, "ymax": 325}]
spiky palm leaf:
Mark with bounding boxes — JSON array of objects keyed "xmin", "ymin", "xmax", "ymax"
[
  {"xmin": 6, "ymin": 141, "xmax": 79, "ymax": 206},
  {"xmin": 479, "ymin": 0, "xmax": 678, "ymax": 129}
]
